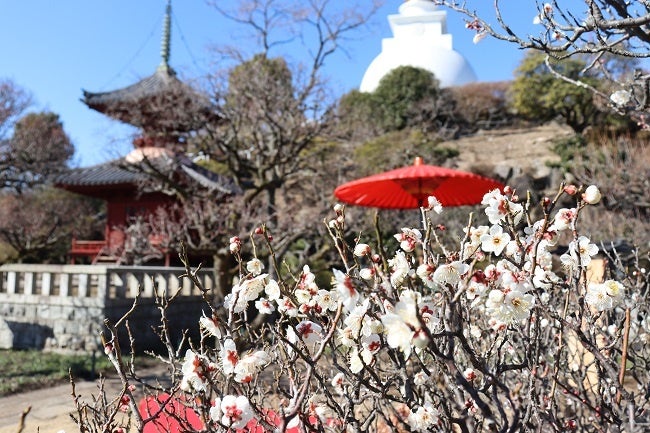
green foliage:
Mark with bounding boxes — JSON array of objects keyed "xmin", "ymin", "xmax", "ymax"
[
  {"xmin": 547, "ymin": 134, "xmax": 588, "ymax": 170},
  {"xmin": 0, "ymin": 349, "xmax": 113, "ymax": 397},
  {"xmin": 2, "ymin": 111, "xmax": 74, "ymax": 192},
  {"xmin": 353, "ymin": 129, "xmax": 457, "ymax": 176},
  {"xmin": 373, "ymin": 66, "xmax": 440, "ymax": 131},
  {"xmin": 509, "ymin": 52, "xmax": 602, "ymax": 133},
  {"xmin": 335, "ymin": 90, "xmax": 382, "ymax": 140}
]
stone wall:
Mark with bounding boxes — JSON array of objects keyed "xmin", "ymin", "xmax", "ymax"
[{"xmin": 0, "ymin": 264, "xmax": 214, "ymax": 352}]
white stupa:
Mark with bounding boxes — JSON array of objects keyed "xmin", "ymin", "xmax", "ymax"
[{"xmin": 360, "ymin": 0, "xmax": 477, "ymax": 92}]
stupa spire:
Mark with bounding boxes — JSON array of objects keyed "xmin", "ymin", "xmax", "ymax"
[{"xmin": 158, "ymin": 0, "xmax": 172, "ymax": 73}]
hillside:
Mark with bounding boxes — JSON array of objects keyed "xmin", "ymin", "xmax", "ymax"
[{"xmin": 443, "ymin": 122, "xmax": 574, "ymax": 193}]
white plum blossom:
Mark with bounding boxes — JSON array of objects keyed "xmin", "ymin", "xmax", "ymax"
[
  {"xmin": 299, "ymin": 265, "xmax": 319, "ymax": 293},
  {"xmin": 180, "ymin": 349, "xmax": 207, "ymax": 393},
  {"xmin": 224, "ymin": 274, "xmax": 268, "ymax": 313},
  {"xmin": 466, "ymin": 279, "xmax": 488, "ymax": 305},
  {"xmin": 433, "ymin": 261, "xmax": 469, "ymax": 287},
  {"xmin": 343, "ymin": 299, "xmax": 370, "ymax": 338},
  {"xmin": 603, "ymin": 279, "xmax": 625, "ymax": 304},
  {"xmin": 426, "ymin": 195, "xmax": 443, "ymax": 213},
  {"xmin": 210, "ymin": 395, "xmax": 254, "ymax": 430},
  {"xmin": 586, "ymin": 280, "xmax": 625, "ymax": 311},
  {"xmin": 416, "ymin": 263, "xmax": 437, "ymax": 288},
  {"xmin": 467, "ymin": 225, "xmax": 489, "ymax": 247},
  {"xmin": 485, "ymin": 288, "xmax": 535, "ymax": 325},
  {"xmin": 333, "ymin": 268, "xmax": 361, "ymax": 311},
  {"xmin": 277, "ymin": 297, "xmax": 298, "ymax": 317},
  {"xmin": 380, "ymin": 290, "xmax": 428, "ymax": 357},
  {"xmin": 199, "ymin": 314, "xmax": 221, "ymax": 339},
  {"xmin": 464, "ymin": 368, "xmax": 477, "ymax": 381},
  {"xmin": 408, "ymin": 402, "xmax": 439, "ymax": 432},
  {"xmin": 582, "ymin": 185, "xmax": 602, "ymax": 204},
  {"xmin": 394, "ymin": 227, "xmax": 422, "ymax": 252},
  {"xmin": 361, "ymin": 333, "xmax": 382, "ymax": 356},
  {"xmin": 381, "ymin": 312, "xmax": 415, "ymax": 357},
  {"xmin": 349, "ymin": 347, "xmax": 372, "ymax": 373},
  {"xmin": 296, "ymin": 320, "xmax": 323, "ymax": 346},
  {"xmin": 246, "ymin": 258, "xmax": 264, "ymax": 276},
  {"xmin": 610, "ymin": 89, "xmax": 631, "ymax": 106},
  {"xmin": 565, "ymin": 236, "xmax": 599, "ymax": 267},
  {"xmin": 264, "ymin": 279, "xmax": 281, "ymax": 300},
  {"xmin": 254, "ymin": 297, "xmax": 275, "ymax": 315},
  {"xmin": 389, "ymin": 251, "xmax": 411, "ymax": 286},
  {"xmin": 552, "ymin": 208, "xmax": 576, "ymax": 231},
  {"xmin": 220, "ymin": 338, "xmax": 239, "ymax": 375},
  {"xmin": 473, "ymin": 31, "xmax": 488, "ymax": 44},
  {"xmin": 313, "ymin": 289, "xmax": 339, "ymax": 312},
  {"xmin": 234, "ymin": 350, "xmax": 270, "ymax": 383},
  {"xmin": 413, "ymin": 370, "xmax": 430, "ymax": 386},
  {"xmin": 585, "ymin": 282, "xmax": 613, "ymax": 311},
  {"xmin": 533, "ymin": 3, "xmax": 553, "ymax": 24},
  {"xmin": 483, "ymin": 189, "xmax": 524, "ymax": 225},
  {"xmin": 480, "ymin": 225, "xmax": 511, "ymax": 256},
  {"xmin": 331, "ymin": 372, "xmax": 346, "ymax": 394}
]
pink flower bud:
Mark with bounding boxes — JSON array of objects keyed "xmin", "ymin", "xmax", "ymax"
[{"xmin": 563, "ymin": 185, "xmax": 577, "ymax": 195}]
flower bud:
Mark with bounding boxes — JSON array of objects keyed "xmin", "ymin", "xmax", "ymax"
[
  {"xmin": 563, "ymin": 185, "xmax": 577, "ymax": 195},
  {"xmin": 359, "ymin": 268, "xmax": 375, "ymax": 280},
  {"xmin": 333, "ymin": 203, "xmax": 344, "ymax": 213},
  {"xmin": 353, "ymin": 243, "xmax": 371, "ymax": 257},
  {"xmin": 464, "ymin": 368, "xmax": 477, "ymax": 381},
  {"xmin": 582, "ymin": 185, "xmax": 601, "ymax": 205}
]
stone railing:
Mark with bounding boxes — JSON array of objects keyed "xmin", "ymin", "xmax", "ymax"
[{"xmin": 0, "ymin": 264, "xmax": 215, "ymax": 352}]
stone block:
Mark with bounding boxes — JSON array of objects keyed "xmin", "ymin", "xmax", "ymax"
[{"xmin": 0, "ymin": 318, "xmax": 14, "ymax": 349}]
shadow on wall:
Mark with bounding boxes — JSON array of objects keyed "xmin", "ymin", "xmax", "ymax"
[{"xmin": 0, "ymin": 319, "xmax": 54, "ymax": 350}]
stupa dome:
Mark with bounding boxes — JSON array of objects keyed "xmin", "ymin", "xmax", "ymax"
[{"xmin": 360, "ymin": 0, "xmax": 477, "ymax": 92}]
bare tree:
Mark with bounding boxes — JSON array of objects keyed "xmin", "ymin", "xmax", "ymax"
[
  {"xmin": 0, "ymin": 187, "xmax": 102, "ymax": 263},
  {"xmin": 200, "ymin": 0, "xmax": 383, "ymax": 220},
  {"xmin": 0, "ymin": 79, "xmax": 30, "ymax": 138},
  {"xmin": 436, "ymin": 0, "xmax": 650, "ymax": 119}
]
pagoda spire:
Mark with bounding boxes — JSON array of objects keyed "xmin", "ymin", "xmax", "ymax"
[{"xmin": 158, "ymin": 0, "xmax": 173, "ymax": 73}]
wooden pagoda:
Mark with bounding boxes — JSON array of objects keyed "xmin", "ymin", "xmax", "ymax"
[{"xmin": 56, "ymin": 1, "xmax": 233, "ymax": 265}]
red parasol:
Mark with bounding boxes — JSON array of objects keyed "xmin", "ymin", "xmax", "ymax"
[{"xmin": 334, "ymin": 157, "xmax": 504, "ymax": 209}]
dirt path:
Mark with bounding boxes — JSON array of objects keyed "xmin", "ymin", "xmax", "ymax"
[{"xmin": 0, "ymin": 367, "xmax": 168, "ymax": 433}]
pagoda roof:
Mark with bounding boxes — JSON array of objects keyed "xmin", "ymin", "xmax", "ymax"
[
  {"xmin": 81, "ymin": 67, "xmax": 215, "ymax": 133},
  {"xmin": 55, "ymin": 151, "xmax": 241, "ymax": 198}
]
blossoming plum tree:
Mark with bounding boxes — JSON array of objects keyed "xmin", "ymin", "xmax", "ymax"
[
  {"xmin": 70, "ymin": 182, "xmax": 650, "ymax": 433},
  {"xmin": 438, "ymin": 0, "xmax": 650, "ymax": 122}
]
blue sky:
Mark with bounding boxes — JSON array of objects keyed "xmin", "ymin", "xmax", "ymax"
[{"xmin": 0, "ymin": 1, "xmax": 543, "ymax": 166}]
